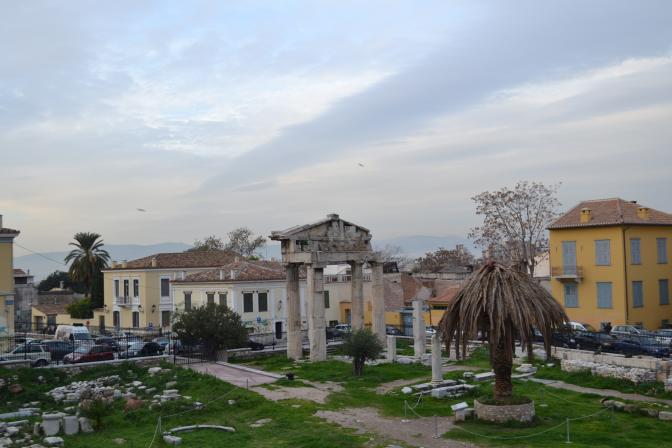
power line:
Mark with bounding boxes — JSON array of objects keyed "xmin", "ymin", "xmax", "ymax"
[{"xmin": 14, "ymin": 242, "xmax": 68, "ymax": 267}]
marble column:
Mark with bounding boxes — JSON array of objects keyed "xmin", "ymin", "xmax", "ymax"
[
  {"xmin": 286, "ymin": 264, "xmax": 303, "ymax": 360},
  {"xmin": 431, "ymin": 333, "xmax": 442, "ymax": 384},
  {"xmin": 307, "ymin": 266, "xmax": 327, "ymax": 361},
  {"xmin": 386, "ymin": 335, "xmax": 397, "ymax": 362},
  {"xmin": 350, "ymin": 261, "xmax": 364, "ymax": 330},
  {"xmin": 412, "ymin": 299, "xmax": 426, "ymax": 357},
  {"xmin": 371, "ymin": 261, "xmax": 385, "ymax": 341}
]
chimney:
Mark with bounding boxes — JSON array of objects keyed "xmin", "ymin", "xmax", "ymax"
[
  {"xmin": 181, "ymin": 271, "xmax": 186, "ymax": 280},
  {"xmin": 121, "ymin": 259, "xmax": 128, "ymax": 268},
  {"xmin": 111, "ymin": 260, "xmax": 118, "ymax": 268},
  {"xmin": 0, "ymin": 214, "xmax": 3, "ymax": 228},
  {"xmin": 59, "ymin": 281, "xmax": 64, "ymax": 289},
  {"xmin": 580, "ymin": 208, "xmax": 592, "ymax": 223},
  {"xmin": 219, "ymin": 269, "xmax": 224, "ymax": 280},
  {"xmin": 230, "ymin": 270, "xmax": 236, "ymax": 280},
  {"xmin": 637, "ymin": 207, "xmax": 650, "ymax": 220},
  {"xmin": 151, "ymin": 257, "xmax": 157, "ymax": 267},
  {"xmin": 327, "ymin": 213, "xmax": 339, "ymax": 220}
]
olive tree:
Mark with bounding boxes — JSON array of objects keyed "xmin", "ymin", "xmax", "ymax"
[{"xmin": 342, "ymin": 329, "xmax": 383, "ymax": 376}]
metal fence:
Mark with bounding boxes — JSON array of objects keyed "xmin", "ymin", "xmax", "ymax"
[{"xmin": 538, "ymin": 330, "xmax": 672, "ymax": 358}]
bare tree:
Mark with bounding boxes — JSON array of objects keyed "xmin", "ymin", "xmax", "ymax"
[
  {"xmin": 374, "ymin": 244, "xmax": 413, "ymax": 271},
  {"xmin": 189, "ymin": 235, "xmax": 225, "ymax": 252},
  {"xmin": 469, "ymin": 181, "xmax": 561, "ymax": 276},
  {"xmin": 413, "ymin": 245, "xmax": 475, "ymax": 273},
  {"xmin": 225, "ymin": 227, "xmax": 266, "ymax": 258}
]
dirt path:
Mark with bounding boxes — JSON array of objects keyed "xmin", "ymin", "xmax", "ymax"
[
  {"xmin": 252, "ymin": 381, "xmax": 344, "ymax": 404},
  {"xmin": 316, "ymin": 407, "xmax": 475, "ymax": 448},
  {"xmin": 528, "ymin": 378, "xmax": 672, "ymax": 405}
]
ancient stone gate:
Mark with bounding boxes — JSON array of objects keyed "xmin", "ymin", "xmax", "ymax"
[{"xmin": 270, "ymin": 214, "xmax": 384, "ymax": 361}]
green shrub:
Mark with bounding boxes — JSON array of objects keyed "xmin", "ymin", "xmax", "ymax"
[{"xmin": 342, "ymin": 329, "xmax": 383, "ymax": 376}]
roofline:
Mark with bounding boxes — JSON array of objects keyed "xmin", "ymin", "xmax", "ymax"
[
  {"xmin": 103, "ymin": 266, "xmax": 226, "ymax": 273},
  {"xmin": 171, "ymin": 278, "xmax": 298, "ymax": 284},
  {"xmin": 548, "ymin": 222, "xmax": 672, "ymax": 230}
]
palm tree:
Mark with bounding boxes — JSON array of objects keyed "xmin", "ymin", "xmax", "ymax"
[
  {"xmin": 438, "ymin": 262, "xmax": 568, "ymax": 401},
  {"xmin": 64, "ymin": 232, "xmax": 110, "ymax": 299}
]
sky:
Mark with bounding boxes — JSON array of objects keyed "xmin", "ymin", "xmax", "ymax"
[{"xmin": 2, "ymin": 1, "xmax": 672, "ymax": 255}]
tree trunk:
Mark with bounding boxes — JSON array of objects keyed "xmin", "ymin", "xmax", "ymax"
[
  {"xmin": 492, "ymin": 340, "xmax": 513, "ymax": 401},
  {"xmin": 526, "ymin": 338, "xmax": 534, "ymax": 363}
]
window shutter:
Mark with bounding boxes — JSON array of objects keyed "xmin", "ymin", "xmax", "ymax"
[
  {"xmin": 564, "ymin": 284, "xmax": 578, "ymax": 308},
  {"xmin": 632, "ymin": 281, "xmax": 644, "ymax": 308},
  {"xmin": 595, "ymin": 240, "xmax": 610, "ymax": 265},
  {"xmin": 597, "ymin": 282, "xmax": 612, "ymax": 308},
  {"xmin": 630, "ymin": 239, "xmax": 641, "ymax": 264},
  {"xmin": 658, "ymin": 238, "xmax": 668, "ymax": 264},
  {"xmin": 660, "ymin": 280, "xmax": 669, "ymax": 305}
]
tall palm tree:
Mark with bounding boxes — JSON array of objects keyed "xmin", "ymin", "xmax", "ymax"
[
  {"xmin": 64, "ymin": 232, "xmax": 110, "ymax": 299},
  {"xmin": 438, "ymin": 262, "xmax": 568, "ymax": 401}
]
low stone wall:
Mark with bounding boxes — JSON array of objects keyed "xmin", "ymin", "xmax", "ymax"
[
  {"xmin": 550, "ymin": 347, "xmax": 670, "ymax": 382},
  {"xmin": 561, "ymin": 359, "xmax": 657, "ymax": 383},
  {"xmin": 43, "ymin": 355, "xmax": 168, "ymax": 375},
  {"xmin": 474, "ymin": 399, "xmax": 535, "ymax": 423}
]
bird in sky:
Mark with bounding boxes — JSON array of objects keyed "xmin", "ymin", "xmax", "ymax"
[
  {"xmin": 136, "ymin": 208, "xmax": 146, "ymax": 212},
  {"xmin": 358, "ymin": 162, "xmax": 365, "ymax": 167}
]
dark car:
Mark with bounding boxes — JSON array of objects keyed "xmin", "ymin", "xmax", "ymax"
[
  {"xmin": 153, "ymin": 337, "xmax": 172, "ymax": 352},
  {"xmin": 95, "ymin": 337, "xmax": 122, "ymax": 352},
  {"xmin": 325, "ymin": 327, "xmax": 341, "ymax": 340},
  {"xmin": 386, "ymin": 326, "xmax": 403, "ymax": 336},
  {"xmin": 120, "ymin": 342, "xmax": 164, "ymax": 359},
  {"xmin": 41, "ymin": 340, "xmax": 76, "ymax": 362},
  {"xmin": 63, "ymin": 345, "xmax": 114, "ymax": 364},
  {"xmin": 573, "ymin": 332, "xmax": 618, "ymax": 351},
  {"xmin": 612, "ymin": 338, "xmax": 670, "ymax": 358},
  {"xmin": 248, "ymin": 339, "xmax": 264, "ymax": 351}
]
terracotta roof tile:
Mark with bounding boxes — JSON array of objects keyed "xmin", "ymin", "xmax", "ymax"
[
  {"xmin": 548, "ymin": 198, "xmax": 672, "ymax": 229},
  {"xmin": 108, "ymin": 250, "xmax": 240, "ymax": 270},
  {"xmin": 173, "ymin": 260, "xmax": 306, "ymax": 283},
  {"xmin": 33, "ymin": 303, "xmax": 70, "ymax": 315}
]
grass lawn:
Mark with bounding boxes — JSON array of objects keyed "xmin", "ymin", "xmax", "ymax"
[{"xmin": 0, "ymin": 362, "xmax": 371, "ymax": 448}]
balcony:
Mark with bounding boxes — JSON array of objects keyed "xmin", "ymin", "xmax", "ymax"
[
  {"xmin": 115, "ymin": 296, "xmax": 132, "ymax": 306},
  {"xmin": 551, "ymin": 266, "xmax": 583, "ymax": 282},
  {"xmin": 324, "ymin": 274, "xmax": 372, "ymax": 283}
]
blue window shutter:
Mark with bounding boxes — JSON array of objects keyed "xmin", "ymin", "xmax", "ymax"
[
  {"xmin": 630, "ymin": 239, "xmax": 641, "ymax": 265},
  {"xmin": 658, "ymin": 238, "xmax": 668, "ymax": 264},
  {"xmin": 595, "ymin": 240, "xmax": 610, "ymax": 265},
  {"xmin": 632, "ymin": 281, "xmax": 644, "ymax": 308},
  {"xmin": 564, "ymin": 283, "xmax": 578, "ymax": 308},
  {"xmin": 597, "ymin": 282, "xmax": 612, "ymax": 308},
  {"xmin": 660, "ymin": 280, "xmax": 670, "ymax": 305}
]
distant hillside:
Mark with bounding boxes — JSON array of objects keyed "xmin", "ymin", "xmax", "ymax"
[{"xmin": 14, "ymin": 242, "xmax": 192, "ymax": 281}]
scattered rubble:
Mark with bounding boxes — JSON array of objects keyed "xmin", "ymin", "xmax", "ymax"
[{"xmin": 561, "ymin": 359, "xmax": 656, "ymax": 383}]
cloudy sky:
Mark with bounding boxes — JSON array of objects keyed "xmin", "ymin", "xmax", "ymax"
[{"xmin": 2, "ymin": 1, "xmax": 672, "ymax": 254}]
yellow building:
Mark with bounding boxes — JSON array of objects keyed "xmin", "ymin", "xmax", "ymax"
[
  {"xmin": 94, "ymin": 250, "xmax": 238, "ymax": 332},
  {"xmin": 0, "ymin": 215, "xmax": 19, "ymax": 335},
  {"xmin": 549, "ymin": 198, "xmax": 672, "ymax": 330},
  {"xmin": 31, "ymin": 304, "xmax": 89, "ymax": 331}
]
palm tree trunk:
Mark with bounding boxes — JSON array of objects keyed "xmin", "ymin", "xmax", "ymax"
[
  {"xmin": 492, "ymin": 339, "xmax": 513, "ymax": 401},
  {"xmin": 526, "ymin": 338, "xmax": 534, "ymax": 363}
]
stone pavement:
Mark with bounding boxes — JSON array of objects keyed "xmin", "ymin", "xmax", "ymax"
[
  {"xmin": 527, "ymin": 377, "xmax": 672, "ymax": 405},
  {"xmin": 188, "ymin": 362, "xmax": 280, "ymax": 389}
]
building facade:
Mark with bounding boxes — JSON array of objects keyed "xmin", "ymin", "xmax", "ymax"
[
  {"xmin": 549, "ymin": 199, "xmax": 672, "ymax": 330},
  {"xmin": 14, "ymin": 268, "xmax": 37, "ymax": 327},
  {"xmin": 94, "ymin": 250, "xmax": 238, "ymax": 331},
  {"xmin": 0, "ymin": 215, "xmax": 19, "ymax": 335}
]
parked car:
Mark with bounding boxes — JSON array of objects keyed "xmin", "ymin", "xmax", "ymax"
[
  {"xmin": 325, "ymin": 327, "xmax": 341, "ymax": 340},
  {"xmin": 334, "ymin": 324, "xmax": 351, "ymax": 334},
  {"xmin": 573, "ymin": 332, "xmax": 618, "ymax": 351},
  {"xmin": 248, "ymin": 339, "xmax": 264, "ymax": 351},
  {"xmin": 425, "ymin": 326, "xmax": 437, "ymax": 336},
  {"xmin": 63, "ymin": 345, "xmax": 114, "ymax": 364},
  {"xmin": 55, "ymin": 325, "xmax": 92, "ymax": 343},
  {"xmin": 567, "ymin": 322, "xmax": 597, "ymax": 332},
  {"xmin": 612, "ymin": 338, "xmax": 670, "ymax": 358},
  {"xmin": 41, "ymin": 340, "xmax": 75, "ymax": 362},
  {"xmin": 152, "ymin": 337, "xmax": 172, "ymax": 352},
  {"xmin": 119, "ymin": 342, "xmax": 164, "ymax": 359},
  {"xmin": 651, "ymin": 329, "xmax": 672, "ymax": 345},
  {"xmin": 0, "ymin": 344, "xmax": 51, "ymax": 367},
  {"xmin": 386, "ymin": 326, "xmax": 403, "ymax": 336},
  {"xmin": 610, "ymin": 325, "xmax": 647, "ymax": 338},
  {"xmin": 94, "ymin": 337, "xmax": 122, "ymax": 352}
]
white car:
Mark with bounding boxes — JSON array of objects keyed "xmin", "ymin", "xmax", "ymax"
[
  {"xmin": 567, "ymin": 322, "xmax": 597, "ymax": 332},
  {"xmin": 610, "ymin": 325, "xmax": 646, "ymax": 338},
  {"xmin": 334, "ymin": 324, "xmax": 351, "ymax": 334},
  {"xmin": 425, "ymin": 327, "xmax": 438, "ymax": 336},
  {"xmin": 0, "ymin": 344, "xmax": 51, "ymax": 367}
]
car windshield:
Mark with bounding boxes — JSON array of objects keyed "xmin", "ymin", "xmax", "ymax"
[
  {"xmin": 73, "ymin": 333, "xmax": 91, "ymax": 341},
  {"xmin": 582, "ymin": 324, "xmax": 596, "ymax": 332},
  {"xmin": 128, "ymin": 342, "xmax": 144, "ymax": 350}
]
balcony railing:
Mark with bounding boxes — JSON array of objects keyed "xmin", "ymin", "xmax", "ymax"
[
  {"xmin": 115, "ymin": 296, "xmax": 132, "ymax": 306},
  {"xmin": 324, "ymin": 274, "xmax": 372, "ymax": 283},
  {"xmin": 551, "ymin": 266, "xmax": 583, "ymax": 281}
]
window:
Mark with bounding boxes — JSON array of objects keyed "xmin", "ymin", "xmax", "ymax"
[
  {"xmin": 160, "ymin": 278, "xmax": 170, "ymax": 297},
  {"xmin": 184, "ymin": 292, "xmax": 192, "ymax": 311},
  {"xmin": 258, "ymin": 292, "xmax": 268, "ymax": 312},
  {"xmin": 657, "ymin": 238, "xmax": 668, "ymax": 264},
  {"xmin": 133, "ymin": 279, "xmax": 139, "ymax": 297},
  {"xmin": 597, "ymin": 282, "xmax": 613, "ymax": 308},
  {"xmin": 564, "ymin": 283, "xmax": 578, "ymax": 308},
  {"xmin": 595, "ymin": 240, "xmax": 611, "ymax": 265},
  {"xmin": 113, "ymin": 311, "xmax": 120, "ymax": 327},
  {"xmin": 206, "ymin": 292, "xmax": 215, "ymax": 305},
  {"xmin": 660, "ymin": 279, "xmax": 669, "ymax": 305},
  {"xmin": 630, "ymin": 238, "xmax": 641, "ymax": 265},
  {"xmin": 218, "ymin": 292, "xmax": 227, "ymax": 306},
  {"xmin": 662, "ymin": 319, "xmax": 670, "ymax": 328},
  {"xmin": 123, "ymin": 279, "xmax": 129, "ymax": 299},
  {"xmin": 632, "ymin": 281, "xmax": 644, "ymax": 308},
  {"xmin": 324, "ymin": 290, "xmax": 330, "ymax": 309},
  {"xmin": 132, "ymin": 311, "xmax": 139, "ymax": 328},
  {"xmin": 114, "ymin": 279, "xmax": 120, "ymax": 298},
  {"xmin": 161, "ymin": 311, "xmax": 171, "ymax": 326},
  {"xmin": 243, "ymin": 293, "xmax": 254, "ymax": 313}
]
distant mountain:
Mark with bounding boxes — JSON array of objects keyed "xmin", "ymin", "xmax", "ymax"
[
  {"xmin": 14, "ymin": 242, "xmax": 192, "ymax": 282},
  {"xmin": 373, "ymin": 235, "xmax": 476, "ymax": 258}
]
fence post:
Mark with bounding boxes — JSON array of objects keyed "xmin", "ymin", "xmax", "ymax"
[
  {"xmin": 433, "ymin": 415, "xmax": 439, "ymax": 438},
  {"xmin": 403, "ymin": 400, "xmax": 407, "ymax": 418},
  {"xmin": 565, "ymin": 418, "xmax": 571, "ymax": 444}
]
